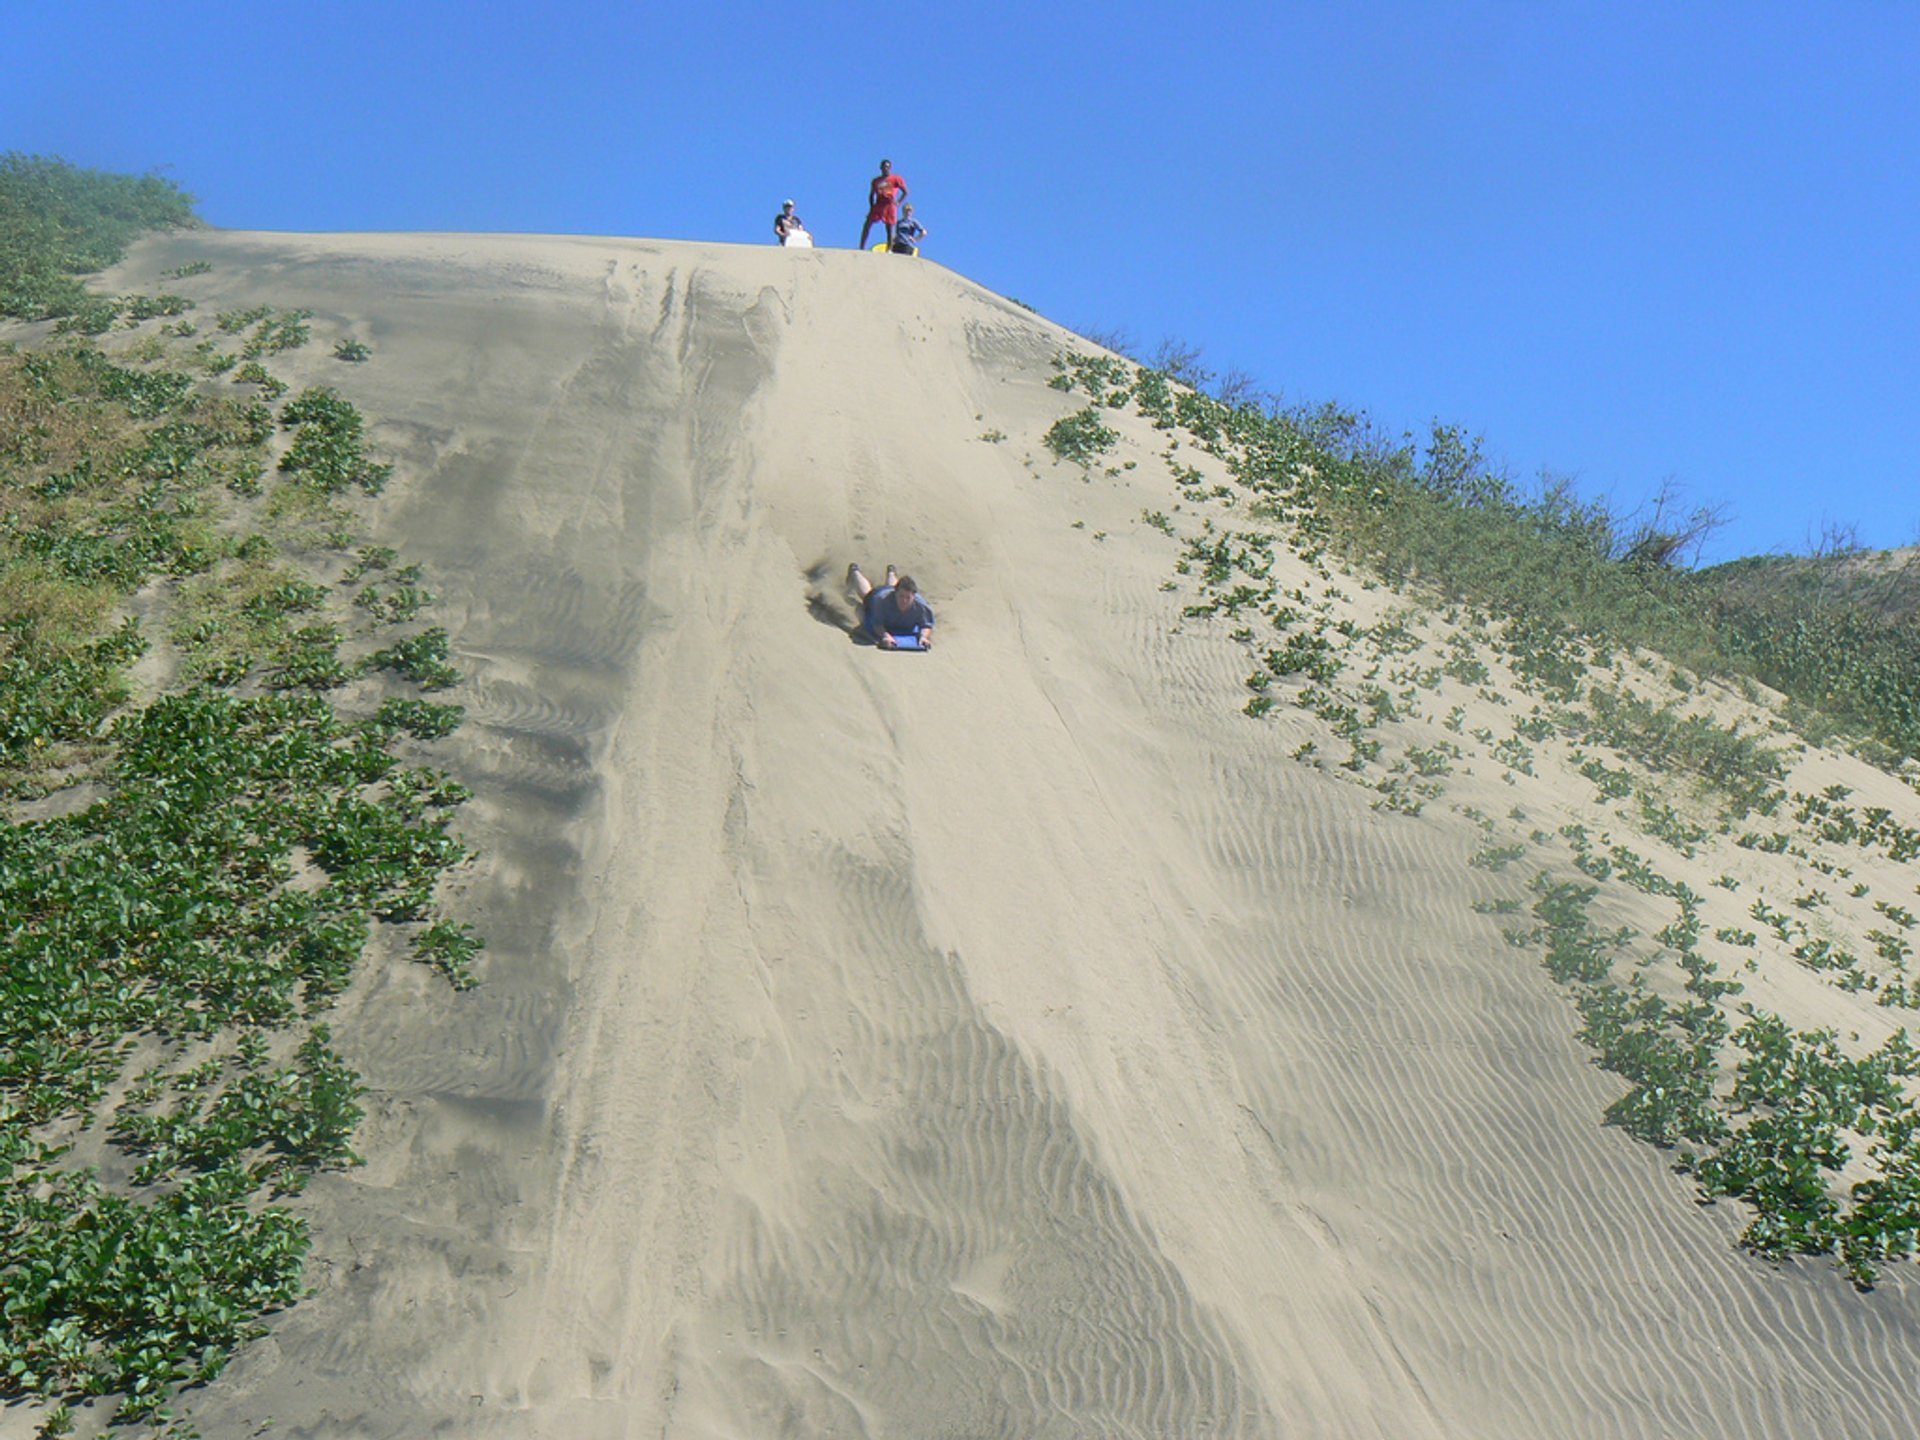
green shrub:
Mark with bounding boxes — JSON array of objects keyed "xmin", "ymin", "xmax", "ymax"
[
  {"xmin": 113, "ymin": 1028, "xmax": 365, "ymax": 1193},
  {"xmin": 1043, "ymin": 407, "xmax": 1118, "ymax": 466},
  {"xmin": 279, "ymin": 388, "xmax": 393, "ymax": 494},
  {"xmin": 412, "ymin": 920, "xmax": 482, "ymax": 989},
  {"xmin": 366, "ymin": 628, "xmax": 460, "ymax": 689},
  {"xmin": 371, "ymin": 696, "xmax": 465, "ymax": 740},
  {"xmin": 0, "ymin": 1161, "xmax": 307, "ymax": 1418},
  {"xmin": 0, "ymin": 154, "xmax": 195, "ymax": 323},
  {"xmin": 0, "ymin": 188, "xmax": 481, "ymax": 1419},
  {"xmin": 241, "ymin": 309, "xmax": 310, "ymax": 358},
  {"xmin": 1051, "ymin": 345, "xmax": 1920, "ymax": 764}
]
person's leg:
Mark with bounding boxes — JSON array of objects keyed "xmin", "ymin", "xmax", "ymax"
[
  {"xmin": 848, "ymin": 563, "xmax": 873, "ymax": 600},
  {"xmin": 884, "ymin": 565, "xmax": 897, "ymax": 586},
  {"xmin": 859, "ymin": 219, "xmax": 874, "ymax": 248}
]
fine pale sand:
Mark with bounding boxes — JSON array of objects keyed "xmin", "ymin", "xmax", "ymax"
[{"xmin": 83, "ymin": 232, "xmax": 1920, "ymax": 1439}]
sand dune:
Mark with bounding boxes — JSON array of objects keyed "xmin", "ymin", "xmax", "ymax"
[{"xmin": 87, "ymin": 231, "xmax": 1920, "ymax": 1439}]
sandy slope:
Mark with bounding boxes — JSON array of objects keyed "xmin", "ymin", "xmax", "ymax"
[{"xmin": 82, "ymin": 231, "xmax": 1920, "ymax": 1439}]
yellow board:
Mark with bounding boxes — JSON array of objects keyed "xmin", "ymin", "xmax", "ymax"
[{"xmin": 870, "ymin": 242, "xmax": 920, "ymax": 257}]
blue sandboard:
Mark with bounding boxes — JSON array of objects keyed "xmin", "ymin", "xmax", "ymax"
[{"xmin": 883, "ymin": 632, "xmax": 928, "ymax": 650}]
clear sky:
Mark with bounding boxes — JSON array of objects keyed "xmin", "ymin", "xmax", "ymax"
[{"xmin": 10, "ymin": 0, "xmax": 1916, "ymax": 564}]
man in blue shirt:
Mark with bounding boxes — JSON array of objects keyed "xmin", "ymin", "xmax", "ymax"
[
  {"xmin": 846, "ymin": 563, "xmax": 935, "ymax": 648},
  {"xmin": 890, "ymin": 204, "xmax": 928, "ymax": 255}
]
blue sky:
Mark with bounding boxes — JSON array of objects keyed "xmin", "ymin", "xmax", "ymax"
[{"xmin": 10, "ymin": 0, "xmax": 1916, "ymax": 563}]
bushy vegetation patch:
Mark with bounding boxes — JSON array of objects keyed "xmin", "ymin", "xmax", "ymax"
[
  {"xmin": 1048, "ymin": 350, "xmax": 1920, "ymax": 764},
  {"xmin": 279, "ymin": 387, "xmax": 392, "ymax": 495},
  {"xmin": 1048, "ymin": 343, "xmax": 1920, "ymax": 1285},
  {"xmin": 0, "ymin": 155, "xmax": 196, "ymax": 330},
  {"xmin": 366, "ymin": 627, "xmax": 458, "ymax": 689},
  {"xmin": 1511, "ymin": 859, "xmax": 1920, "ymax": 1286},
  {"xmin": 1711, "ymin": 593, "xmax": 1920, "ymax": 761},
  {"xmin": 1708, "ymin": 547, "xmax": 1920, "ymax": 627},
  {"xmin": 1568, "ymin": 687, "xmax": 1785, "ymax": 815},
  {"xmin": 0, "ymin": 1156, "xmax": 310, "ymax": 1416},
  {"xmin": 1, "ymin": 347, "xmax": 272, "ymax": 783},
  {"xmin": 1042, "ymin": 406, "xmax": 1118, "ymax": 467},
  {"xmin": 1, "ymin": 157, "xmax": 480, "ymax": 1424}
]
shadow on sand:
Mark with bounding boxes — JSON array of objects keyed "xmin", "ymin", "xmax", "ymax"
[{"xmin": 803, "ymin": 559, "xmax": 874, "ymax": 644}]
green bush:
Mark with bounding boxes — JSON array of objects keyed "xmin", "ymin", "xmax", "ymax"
[
  {"xmin": 279, "ymin": 387, "xmax": 393, "ymax": 494},
  {"xmin": 1051, "ymin": 348, "xmax": 1920, "ymax": 764},
  {"xmin": 367, "ymin": 627, "xmax": 460, "ymax": 689},
  {"xmin": 1043, "ymin": 406, "xmax": 1118, "ymax": 466},
  {"xmin": 0, "ymin": 154, "xmax": 195, "ymax": 323},
  {"xmin": 0, "ymin": 1160, "xmax": 307, "ymax": 1418},
  {"xmin": 0, "ymin": 171, "xmax": 483, "ymax": 1419},
  {"xmin": 372, "ymin": 697, "xmax": 465, "ymax": 740},
  {"xmin": 1572, "ymin": 688, "xmax": 1784, "ymax": 813}
]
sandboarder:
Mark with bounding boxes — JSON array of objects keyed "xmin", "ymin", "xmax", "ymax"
[
  {"xmin": 774, "ymin": 200, "xmax": 811, "ymax": 246},
  {"xmin": 847, "ymin": 563, "xmax": 934, "ymax": 648},
  {"xmin": 859, "ymin": 160, "xmax": 908, "ymax": 251},
  {"xmin": 890, "ymin": 204, "xmax": 927, "ymax": 255}
]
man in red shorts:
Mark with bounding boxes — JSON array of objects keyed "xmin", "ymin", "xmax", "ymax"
[{"xmin": 859, "ymin": 159, "xmax": 908, "ymax": 250}]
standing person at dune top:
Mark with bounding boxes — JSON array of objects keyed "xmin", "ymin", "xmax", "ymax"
[
  {"xmin": 890, "ymin": 203, "xmax": 928, "ymax": 255},
  {"xmin": 859, "ymin": 159, "xmax": 908, "ymax": 251}
]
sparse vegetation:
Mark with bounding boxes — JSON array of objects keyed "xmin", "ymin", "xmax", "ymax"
[
  {"xmin": 241, "ymin": 308, "xmax": 311, "ymax": 358},
  {"xmin": 0, "ymin": 155, "xmax": 195, "ymax": 327},
  {"xmin": 1047, "ymin": 340, "xmax": 1920, "ymax": 1284},
  {"xmin": 1048, "ymin": 348, "xmax": 1920, "ymax": 766},
  {"xmin": 1043, "ymin": 406, "xmax": 1118, "ymax": 466},
  {"xmin": 0, "ymin": 157, "xmax": 480, "ymax": 1424},
  {"xmin": 1513, "ymin": 865, "xmax": 1920, "ymax": 1285},
  {"xmin": 279, "ymin": 387, "xmax": 393, "ymax": 494}
]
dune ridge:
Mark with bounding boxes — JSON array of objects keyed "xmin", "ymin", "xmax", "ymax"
[{"xmin": 75, "ymin": 231, "xmax": 1920, "ymax": 1439}]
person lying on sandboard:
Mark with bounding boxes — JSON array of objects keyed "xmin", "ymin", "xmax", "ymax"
[{"xmin": 847, "ymin": 563, "xmax": 935, "ymax": 649}]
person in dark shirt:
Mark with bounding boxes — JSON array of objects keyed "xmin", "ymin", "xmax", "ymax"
[
  {"xmin": 859, "ymin": 160, "xmax": 909, "ymax": 250},
  {"xmin": 846, "ymin": 563, "xmax": 935, "ymax": 648},
  {"xmin": 774, "ymin": 200, "xmax": 809, "ymax": 245},
  {"xmin": 890, "ymin": 204, "xmax": 927, "ymax": 255}
]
